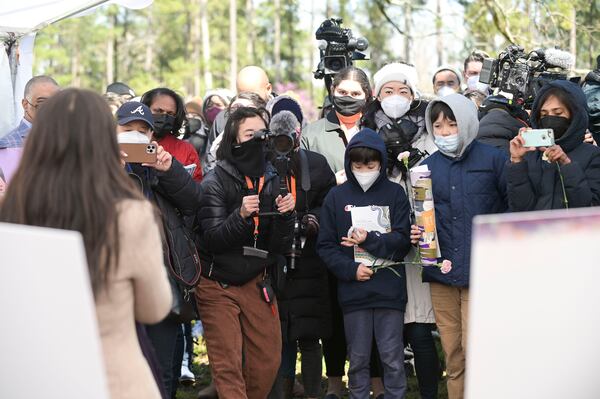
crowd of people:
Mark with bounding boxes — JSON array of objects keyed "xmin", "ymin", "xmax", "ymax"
[{"xmin": 1, "ymin": 49, "xmax": 600, "ymax": 399}]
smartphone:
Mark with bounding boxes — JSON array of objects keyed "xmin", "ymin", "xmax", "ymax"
[
  {"xmin": 522, "ymin": 129, "xmax": 555, "ymax": 148},
  {"xmin": 119, "ymin": 143, "xmax": 157, "ymax": 164}
]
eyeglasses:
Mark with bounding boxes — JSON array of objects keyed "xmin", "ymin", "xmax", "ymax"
[{"xmin": 26, "ymin": 100, "xmax": 44, "ymax": 110}]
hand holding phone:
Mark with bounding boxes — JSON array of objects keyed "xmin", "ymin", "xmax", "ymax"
[
  {"xmin": 522, "ymin": 128, "xmax": 555, "ymax": 148},
  {"xmin": 119, "ymin": 143, "xmax": 157, "ymax": 164}
]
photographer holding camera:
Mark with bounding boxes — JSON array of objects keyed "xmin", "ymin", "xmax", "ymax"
[
  {"xmin": 507, "ymin": 80, "xmax": 600, "ymax": 210},
  {"xmin": 361, "ymin": 62, "xmax": 441, "ymax": 399},
  {"xmin": 194, "ymin": 106, "xmax": 295, "ymax": 399},
  {"xmin": 265, "ymin": 96, "xmax": 336, "ymax": 399}
]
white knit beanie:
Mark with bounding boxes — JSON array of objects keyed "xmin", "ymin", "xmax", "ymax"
[
  {"xmin": 373, "ymin": 63, "xmax": 418, "ymax": 97},
  {"xmin": 432, "ymin": 65, "xmax": 462, "ymax": 86}
]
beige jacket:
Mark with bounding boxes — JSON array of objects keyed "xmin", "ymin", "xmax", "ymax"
[{"xmin": 94, "ymin": 199, "xmax": 172, "ymax": 399}]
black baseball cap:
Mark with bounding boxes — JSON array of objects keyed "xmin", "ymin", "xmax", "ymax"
[
  {"xmin": 116, "ymin": 102, "xmax": 154, "ymax": 130},
  {"xmin": 106, "ymin": 82, "xmax": 135, "ymax": 97}
]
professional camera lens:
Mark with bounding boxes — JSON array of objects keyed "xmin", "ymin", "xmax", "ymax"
[{"xmin": 273, "ymin": 135, "xmax": 294, "ymax": 155}]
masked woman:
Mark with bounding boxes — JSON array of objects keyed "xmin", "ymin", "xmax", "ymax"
[
  {"xmin": 195, "ymin": 107, "xmax": 295, "ymax": 399},
  {"xmin": 142, "ymin": 87, "xmax": 203, "ymax": 182},
  {"xmin": 507, "ymin": 80, "xmax": 600, "ymax": 210},
  {"xmin": 361, "ymin": 62, "xmax": 440, "ymax": 399}
]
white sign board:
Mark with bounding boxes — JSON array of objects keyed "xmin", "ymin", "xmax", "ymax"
[
  {"xmin": 0, "ymin": 223, "xmax": 109, "ymax": 399},
  {"xmin": 466, "ymin": 208, "xmax": 600, "ymax": 399}
]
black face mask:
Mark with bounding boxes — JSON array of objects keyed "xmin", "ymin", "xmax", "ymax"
[
  {"xmin": 539, "ymin": 115, "xmax": 571, "ymax": 140},
  {"xmin": 231, "ymin": 139, "xmax": 266, "ymax": 178},
  {"xmin": 153, "ymin": 113, "xmax": 176, "ymax": 138},
  {"xmin": 187, "ymin": 117, "xmax": 204, "ymax": 134},
  {"xmin": 332, "ymin": 95, "xmax": 366, "ymax": 116}
]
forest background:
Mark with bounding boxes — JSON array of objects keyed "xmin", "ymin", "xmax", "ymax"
[{"xmin": 34, "ymin": 0, "xmax": 599, "ymax": 121}]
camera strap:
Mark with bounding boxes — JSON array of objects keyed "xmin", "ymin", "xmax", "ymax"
[
  {"xmin": 245, "ymin": 176, "xmax": 265, "ymax": 246},
  {"xmin": 286, "ymin": 176, "xmax": 297, "ymax": 203}
]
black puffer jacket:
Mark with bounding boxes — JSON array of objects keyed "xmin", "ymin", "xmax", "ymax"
[
  {"xmin": 278, "ymin": 150, "xmax": 335, "ymax": 343},
  {"xmin": 507, "ymin": 80, "xmax": 600, "ymax": 211},
  {"xmin": 583, "ymin": 58, "xmax": 600, "ymax": 144},
  {"xmin": 128, "ymin": 159, "xmax": 201, "ymax": 287},
  {"xmin": 477, "ymin": 107, "xmax": 528, "ymax": 153},
  {"xmin": 196, "ymin": 160, "xmax": 295, "ymax": 283}
]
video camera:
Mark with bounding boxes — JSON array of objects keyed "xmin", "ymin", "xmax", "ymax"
[
  {"xmin": 479, "ymin": 45, "xmax": 573, "ymax": 108},
  {"xmin": 314, "ymin": 18, "xmax": 369, "ymax": 93},
  {"xmin": 252, "ymin": 111, "xmax": 298, "ymax": 217}
]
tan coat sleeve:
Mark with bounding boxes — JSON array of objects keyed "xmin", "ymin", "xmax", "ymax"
[{"xmin": 120, "ymin": 200, "xmax": 172, "ymax": 324}]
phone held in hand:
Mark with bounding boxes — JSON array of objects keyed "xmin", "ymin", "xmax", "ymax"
[
  {"xmin": 119, "ymin": 143, "xmax": 158, "ymax": 164},
  {"xmin": 522, "ymin": 129, "xmax": 555, "ymax": 148}
]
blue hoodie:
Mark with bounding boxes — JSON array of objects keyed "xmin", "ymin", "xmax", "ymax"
[{"xmin": 317, "ymin": 128, "xmax": 412, "ymax": 313}]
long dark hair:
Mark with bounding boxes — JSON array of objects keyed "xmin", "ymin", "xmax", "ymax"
[
  {"xmin": 141, "ymin": 87, "xmax": 186, "ymax": 134},
  {"xmin": 0, "ymin": 88, "xmax": 143, "ymax": 295},
  {"xmin": 216, "ymin": 107, "xmax": 270, "ymax": 161}
]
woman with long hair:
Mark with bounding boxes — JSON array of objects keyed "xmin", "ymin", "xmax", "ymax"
[{"xmin": 0, "ymin": 88, "xmax": 172, "ymax": 399}]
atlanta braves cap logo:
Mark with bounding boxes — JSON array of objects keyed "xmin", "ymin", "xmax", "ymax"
[{"xmin": 131, "ymin": 106, "xmax": 145, "ymax": 115}]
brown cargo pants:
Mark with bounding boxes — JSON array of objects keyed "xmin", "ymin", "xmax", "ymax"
[{"xmin": 196, "ymin": 274, "xmax": 282, "ymax": 399}]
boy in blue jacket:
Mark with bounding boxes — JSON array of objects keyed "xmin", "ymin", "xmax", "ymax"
[
  {"xmin": 421, "ymin": 93, "xmax": 507, "ymax": 399},
  {"xmin": 317, "ymin": 128, "xmax": 412, "ymax": 399}
]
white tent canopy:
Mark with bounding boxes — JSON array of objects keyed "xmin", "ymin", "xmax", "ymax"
[
  {"xmin": 0, "ymin": 0, "xmax": 152, "ymax": 36},
  {"xmin": 0, "ymin": 0, "xmax": 153, "ymax": 138}
]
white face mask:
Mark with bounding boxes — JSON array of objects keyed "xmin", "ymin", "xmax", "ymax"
[
  {"xmin": 352, "ymin": 169, "xmax": 380, "ymax": 192},
  {"xmin": 380, "ymin": 95, "xmax": 411, "ymax": 119},
  {"xmin": 467, "ymin": 75, "xmax": 489, "ymax": 92},
  {"xmin": 117, "ymin": 130, "xmax": 151, "ymax": 144},
  {"xmin": 437, "ymin": 86, "xmax": 457, "ymax": 98}
]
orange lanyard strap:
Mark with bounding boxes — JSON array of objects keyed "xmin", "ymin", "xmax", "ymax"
[
  {"xmin": 245, "ymin": 176, "xmax": 265, "ymax": 237},
  {"xmin": 286, "ymin": 175, "xmax": 297, "ymax": 203}
]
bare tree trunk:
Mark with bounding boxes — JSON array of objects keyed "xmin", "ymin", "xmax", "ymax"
[
  {"xmin": 106, "ymin": 35, "xmax": 114, "ymax": 85},
  {"xmin": 246, "ymin": 0, "xmax": 256, "ymax": 63},
  {"xmin": 112, "ymin": 12, "xmax": 119, "ymax": 82},
  {"xmin": 192, "ymin": 0, "xmax": 202, "ymax": 96},
  {"xmin": 569, "ymin": 6, "xmax": 576, "ymax": 71},
  {"xmin": 404, "ymin": 1, "xmax": 411, "ymax": 63},
  {"xmin": 229, "ymin": 0, "xmax": 237, "ymax": 92},
  {"xmin": 436, "ymin": 0, "xmax": 443, "ymax": 66},
  {"xmin": 287, "ymin": 5, "xmax": 295, "ymax": 81},
  {"xmin": 274, "ymin": 0, "xmax": 281, "ymax": 85},
  {"xmin": 144, "ymin": 9, "xmax": 154, "ymax": 75},
  {"xmin": 200, "ymin": 0, "xmax": 212, "ymax": 90},
  {"xmin": 326, "ymin": 0, "xmax": 332, "ymax": 17}
]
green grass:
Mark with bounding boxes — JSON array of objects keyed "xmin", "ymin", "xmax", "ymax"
[{"xmin": 176, "ymin": 338, "xmax": 449, "ymax": 399}]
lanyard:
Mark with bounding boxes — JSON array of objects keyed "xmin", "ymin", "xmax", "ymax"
[
  {"xmin": 245, "ymin": 176, "xmax": 265, "ymax": 244},
  {"xmin": 287, "ymin": 175, "xmax": 297, "ymax": 203}
]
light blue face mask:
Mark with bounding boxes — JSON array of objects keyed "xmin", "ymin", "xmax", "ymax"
[{"xmin": 434, "ymin": 134, "xmax": 460, "ymax": 154}]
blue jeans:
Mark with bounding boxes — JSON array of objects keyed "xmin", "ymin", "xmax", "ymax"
[{"xmin": 344, "ymin": 308, "xmax": 407, "ymax": 399}]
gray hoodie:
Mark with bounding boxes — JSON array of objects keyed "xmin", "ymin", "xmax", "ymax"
[{"xmin": 425, "ymin": 93, "xmax": 479, "ymax": 158}]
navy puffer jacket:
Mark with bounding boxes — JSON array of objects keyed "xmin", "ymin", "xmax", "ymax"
[
  {"xmin": 421, "ymin": 94, "xmax": 508, "ymax": 287},
  {"xmin": 507, "ymin": 80, "xmax": 600, "ymax": 211}
]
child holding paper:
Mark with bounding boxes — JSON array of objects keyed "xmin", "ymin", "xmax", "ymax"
[
  {"xmin": 317, "ymin": 128, "xmax": 414, "ymax": 399},
  {"xmin": 420, "ymin": 93, "xmax": 508, "ymax": 399}
]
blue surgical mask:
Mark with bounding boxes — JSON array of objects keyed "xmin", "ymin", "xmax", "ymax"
[{"xmin": 434, "ymin": 134, "xmax": 460, "ymax": 154}]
